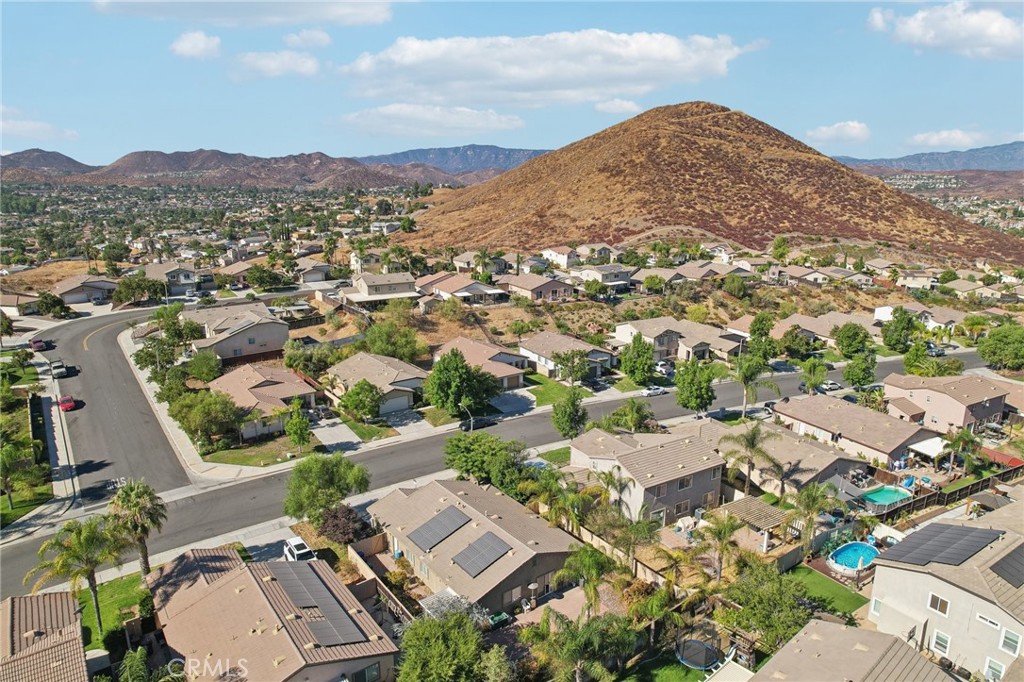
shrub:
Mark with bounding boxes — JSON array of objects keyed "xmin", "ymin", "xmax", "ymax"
[
  {"xmin": 384, "ymin": 570, "xmax": 408, "ymax": 591},
  {"xmin": 318, "ymin": 504, "xmax": 370, "ymax": 545},
  {"xmin": 395, "ymin": 556, "xmax": 414, "ymax": 575}
]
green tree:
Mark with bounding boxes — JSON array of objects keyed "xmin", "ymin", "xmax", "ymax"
[
  {"xmin": 977, "ymin": 323, "xmax": 1024, "ymax": 370},
  {"xmin": 733, "ymin": 354, "xmax": 779, "ymax": 419},
  {"xmin": 478, "ymin": 645, "xmax": 515, "ymax": 682},
  {"xmin": 109, "ymin": 480, "xmax": 167, "ymax": 579},
  {"xmin": 112, "ymin": 275, "xmax": 165, "ymax": 305},
  {"xmin": 857, "ymin": 387, "xmax": 887, "ymax": 412},
  {"xmin": 36, "ymin": 291, "xmax": 72, "ymax": 316},
  {"xmin": 361, "ymin": 319, "xmax": 425, "ymax": 362},
  {"xmin": 783, "ymin": 482, "xmax": 846, "ymax": 557},
  {"xmin": 507, "ymin": 319, "xmax": 531, "ymax": 342},
  {"xmin": 285, "ymin": 399, "xmax": 311, "ymax": 455},
  {"xmin": 674, "ymin": 357, "xmax": 716, "ymax": 414},
  {"xmin": 0, "ymin": 311, "xmax": 13, "ymax": 339},
  {"xmin": 722, "ymin": 274, "xmax": 747, "ymax": 298},
  {"xmin": 0, "ymin": 443, "xmax": 41, "ymax": 511},
  {"xmin": 719, "ymin": 422, "xmax": 780, "ymax": 496},
  {"xmin": 552, "ymin": 349, "xmax": 589, "ymax": 385},
  {"xmin": 245, "ymin": 264, "xmax": 279, "ymax": 290},
  {"xmin": 423, "ymin": 349, "xmax": 500, "ymax": 416},
  {"xmin": 799, "ymin": 358, "xmax": 828, "ymax": 394},
  {"xmin": 167, "ymin": 391, "xmax": 240, "ymax": 448},
  {"xmin": 941, "ymin": 428, "xmax": 982, "ymax": 475},
  {"xmin": 397, "ymin": 612, "xmax": 484, "ymax": 682},
  {"xmin": 832, "ymin": 322, "xmax": 872, "ymax": 358},
  {"xmin": 962, "ymin": 314, "xmax": 990, "ymax": 343},
  {"xmin": 602, "ymin": 397, "xmax": 657, "ymax": 433},
  {"xmin": 443, "ymin": 431, "xmax": 523, "ymax": 484},
  {"xmin": 382, "ymin": 297, "xmax": 414, "ymax": 326},
  {"xmin": 902, "ymin": 340, "xmax": 928, "ymax": 375},
  {"xmin": 620, "ymin": 334, "xmax": 654, "ymax": 385},
  {"xmin": 882, "ymin": 306, "xmax": 917, "ymax": 353},
  {"xmin": 629, "ymin": 583, "xmax": 685, "ymax": 649},
  {"xmin": 779, "ymin": 325, "xmax": 814, "ymax": 360},
  {"xmin": 26, "ymin": 516, "xmax": 128, "ymax": 634},
  {"xmin": 552, "ymin": 387, "xmax": 588, "ymax": 438},
  {"xmin": 583, "ymin": 279, "xmax": 610, "ymax": 299},
  {"xmin": 692, "ymin": 512, "xmax": 744, "ymax": 582},
  {"xmin": 583, "ymin": 465, "xmax": 634, "ymax": 513},
  {"xmin": 642, "ymin": 275, "xmax": 666, "ymax": 293},
  {"xmin": 519, "ymin": 609, "xmax": 626, "ymax": 682},
  {"xmin": 747, "ymin": 312, "xmax": 778, "ymax": 360},
  {"xmin": 716, "ymin": 560, "xmax": 811, "ymax": 650},
  {"xmin": 553, "ymin": 544, "xmax": 621, "ymax": 617},
  {"xmin": 685, "ymin": 304, "xmax": 709, "ymax": 323},
  {"xmin": 185, "ymin": 350, "xmax": 221, "ymax": 382},
  {"xmin": 282, "ymin": 454, "xmax": 370, "ymax": 527},
  {"xmin": 842, "ymin": 351, "xmax": 877, "ymax": 389},
  {"xmin": 342, "ymin": 379, "xmax": 384, "ymax": 421},
  {"xmin": 770, "ymin": 236, "xmax": 789, "ymax": 261}
]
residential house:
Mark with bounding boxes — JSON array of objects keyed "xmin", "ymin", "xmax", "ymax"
[
  {"xmin": 518, "ymin": 331, "xmax": 615, "ymax": 379},
  {"xmin": 628, "ymin": 268, "xmax": 682, "ymax": 292},
  {"xmin": 293, "ymin": 256, "xmax": 333, "ymax": 283},
  {"xmin": 147, "ymin": 548, "xmax": 397, "ymax": 682},
  {"xmin": 773, "ymin": 394, "xmax": 940, "ymax": 466},
  {"xmin": 567, "ymin": 420, "xmax": 728, "ymax": 526},
  {"xmin": 750, "ymin": 619, "xmax": 957, "ymax": 682},
  {"xmin": 208, "ymin": 364, "xmax": 316, "ymax": 439},
  {"xmin": 576, "ymin": 242, "xmax": 621, "ymax": 263},
  {"xmin": 675, "ymin": 260, "xmax": 722, "ymax": 282},
  {"xmin": 415, "ymin": 272, "xmax": 505, "ymax": 305},
  {"xmin": 50, "ymin": 274, "xmax": 118, "ymax": 304},
  {"xmin": 501, "ymin": 253, "xmax": 547, "ymax": 275},
  {"xmin": 613, "ymin": 316, "xmax": 741, "ymax": 362},
  {"xmin": 452, "ymin": 251, "xmax": 507, "ymax": 275},
  {"xmin": 369, "ymin": 221, "xmax": 401, "ymax": 236},
  {"xmin": 883, "ymin": 373, "xmax": 1012, "ymax": 433},
  {"xmin": 864, "ymin": 257, "xmax": 895, "ymax": 275},
  {"xmin": 350, "ymin": 248, "xmax": 386, "ymax": 275},
  {"xmin": 217, "ymin": 245, "xmax": 249, "ymax": 267},
  {"xmin": 820, "ymin": 266, "xmax": 874, "ymax": 288},
  {"xmin": 573, "ymin": 263, "xmax": 635, "ymax": 292},
  {"xmin": 326, "ymin": 352, "xmax": 427, "ymax": 415},
  {"xmin": 0, "ymin": 593, "xmax": 89, "ymax": 682},
  {"xmin": 340, "ymin": 273, "xmax": 420, "ymax": 308},
  {"xmin": 368, "ymin": 480, "xmax": 576, "ymax": 614},
  {"xmin": 146, "ymin": 261, "xmax": 201, "ymax": 296},
  {"xmin": 702, "ymin": 242, "xmax": 735, "ymax": 263},
  {"xmin": 732, "ymin": 256, "xmax": 772, "ymax": 273},
  {"xmin": 779, "ymin": 265, "xmax": 829, "ymax": 286},
  {"xmin": 183, "ymin": 302, "xmax": 290, "ymax": 362},
  {"xmin": 495, "ymin": 273, "xmax": 574, "ymax": 301},
  {"xmin": 218, "ymin": 259, "xmax": 255, "ymax": 286},
  {"xmin": 0, "ymin": 291, "xmax": 39, "ymax": 316},
  {"xmin": 435, "ymin": 336, "xmax": 527, "ymax": 389},
  {"xmin": 540, "ymin": 246, "xmax": 579, "ymax": 269},
  {"xmin": 764, "ymin": 311, "xmax": 881, "ymax": 347},
  {"xmin": 873, "ymin": 302, "xmax": 967, "ymax": 332},
  {"xmin": 946, "ymin": 279, "xmax": 986, "ymax": 300},
  {"xmin": 868, "ymin": 499, "xmax": 1024, "ymax": 682},
  {"xmin": 898, "ymin": 270, "xmax": 938, "ymax": 291}
]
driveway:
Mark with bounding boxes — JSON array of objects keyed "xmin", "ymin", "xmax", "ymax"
[
  {"xmin": 243, "ymin": 528, "xmax": 297, "ymax": 563},
  {"xmin": 490, "ymin": 389, "xmax": 535, "ymax": 414},
  {"xmin": 385, "ymin": 410, "xmax": 435, "ymax": 436},
  {"xmin": 311, "ymin": 418, "xmax": 360, "ymax": 452}
]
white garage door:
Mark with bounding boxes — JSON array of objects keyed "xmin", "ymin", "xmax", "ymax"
[
  {"xmin": 62, "ymin": 291, "xmax": 90, "ymax": 304},
  {"xmin": 379, "ymin": 394, "xmax": 411, "ymax": 414}
]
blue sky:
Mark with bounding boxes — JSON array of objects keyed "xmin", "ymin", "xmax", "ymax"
[{"xmin": 2, "ymin": 1, "xmax": 1022, "ymax": 165}]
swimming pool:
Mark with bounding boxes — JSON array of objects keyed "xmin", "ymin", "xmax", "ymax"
[
  {"xmin": 860, "ymin": 485, "xmax": 912, "ymax": 508},
  {"xmin": 827, "ymin": 541, "xmax": 880, "ymax": 577}
]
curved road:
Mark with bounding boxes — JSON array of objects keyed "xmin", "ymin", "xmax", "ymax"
[{"xmin": 1, "ymin": 310, "xmax": 986, "ymax": 596}]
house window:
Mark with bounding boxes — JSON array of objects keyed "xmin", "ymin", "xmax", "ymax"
[
  {"xmin": 352, "ymin": 662, "xmax": 381, "ymax": 682},
  {"xmin": 702, "ymin": 491, "xmax": 716, "ymax": 507},
  {"xmin": 654, "ymin": 484, "xmax": 667, "ymax": 498},
  {"xmin": 502, "ymin": 585, "xmax": 523, "ymax": 606},
  {"xmin": 985, "ymin": 658, "xmax": 1005, "ymax": 682},
  {"xmin": 928, "ymin": 593, "xmax": 949, "ymax": 616},
  {"xmin": 674, "ymin": 501, "xmax": 690, "ymax": 516},
  {"xmin": 1001, "ymin": 628, "xmax": 1021, "ymax": 656},
  {"xmin": 977, "ymin": 614, "xmax": 1000, "ymax": 629},
  {"xmin": 710, "ymin": 466, "xmax": 721, "ymax": 480},
  {"xmin": 931, "ymin": 630, "xmax": 950, "ymax": 656},
  {"xmin": 232, "ymin": 348, "xmax": 242, "ymax": 357},
  {"xmin": 248, "ymin": 337, "xmax": 256, "ymax": 345},
  {"xmin": 870, "ymin": 599, "xmax": 881, "ymax": 616},
  {"xmin": 677, "ymin": 476, "xmax": 692, "ymax": 491}
]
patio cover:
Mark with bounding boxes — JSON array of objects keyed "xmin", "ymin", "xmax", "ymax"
[
  {"xmin": 718, "ymin": 497, "xmax": 787, "ymax": 531},
  {"xmin": 418, "ymin": 587, "xmax": 467, "ymax": 618},
  {"xmin": 823, "ymin": 474, "xmax": 862, "ymax": 503},
  {"xmin": 968, "ymin": 491, "xmax": 1014, "ymax": 510},
  {"xmin": 907, "ymin": 436, "xmax": 947, "ymax": 461}
]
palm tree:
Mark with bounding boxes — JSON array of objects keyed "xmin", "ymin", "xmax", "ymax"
[
  {"xmin": 783, "ymin": 482, "xmax": 845, "ymax": 558},
  {"xmin": 109, "ymin": 479, "xmax": 168, "ymax": 579},
  {"xmin": 473, "ymin": 247, "xmax": 493, "ymax": 274},
  {"xmin": 519, "ymin": 608, "xmax": 623, "ymax": 682},
  {"xmin": 609, "ymin": 397, "xmax": 656, "ymax": 433},
  {"xmin": 962, "ymin": 315, "xmax": 989, "ymax": 343},
  {"xmin": 941, "ymin": 428, "xmax": 982, "ymax": 475},
  {"xmin": 692, "ymin": 512, "xmax": 744, "ymax": 582},
  {"xmin": 583, "ymin": 465, "xmax": 634, "ymax": 515},
  {"xmin": 629, "ymin": 583, "xmax": 685, "ymax": 649},
  {"xmin": 857, "ymin": 388, "xmax": 886, "ymax": 412},
  {"xmin": 118, "ymin": 647, "xmax": 151, "ymax": 682},
  {"xmin": 0, "ymin": 442, "xmax": 43, "ymax": 511},
  {"xmin": 520, "ymin": 468, "xmax": 592, "ymax": 533},
  {"xmin": 718, "ymin": 421, "xmax": 781, "ymax": 496},
  {"xmin": 761, "ymin": 459, "xmax": 812, "ymax": 500},
  {"xmin": 554, "ymin": 544, "xmax": 621, "ymax": 618},
  {"xmin": 611, "ymin": 510, "xmax": 660, "ymax": 561},
  {"xmin": 799, "ymin": 358, "xmax": 828, "ymax": 394},
  {"xmin": 733, "ymin": 354, "xmax": 779, "ymax": 419},
  {"xmin": 26, "ymin": 516, "xmax": 128, "ymax": 633},
  {"xmin": 654, "ymin": 546, "xmax": 701, "ymax": 591}
]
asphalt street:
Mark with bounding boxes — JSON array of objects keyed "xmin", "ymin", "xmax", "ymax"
[{"xmin": 1, "ymin": 345, "xmax": 984, "ymax": 597}]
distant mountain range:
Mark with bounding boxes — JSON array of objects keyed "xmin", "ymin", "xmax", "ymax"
[
  {"xmin": 355, "ymin": 145, "xmax": 548, "ymax": 174},
  {"xmin": 837, "ymin": 141, "xmax": 1024, "ymax": 172}
]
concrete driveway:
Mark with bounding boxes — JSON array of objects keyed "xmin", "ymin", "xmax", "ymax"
[
  {"xmin": 490, "ymin": 389, "xmax": 535, "ymax": 414},
  {"xmin": 311, "ymin": 417, "xmax": 360, "ymax": 452},
  {"xmin": 385, "ymin": 410, "xmax": 435, "ymax": 436}
]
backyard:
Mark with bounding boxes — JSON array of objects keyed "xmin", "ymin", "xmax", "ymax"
[
  {"xmin": 617, "ymin": 654, "xmax": 704, "ymax": 682},
  {"xmin": 204, "ymin": 432, "xmax": 324, "ymax": 467},
  {"xmin": 525, "ymin": 373, "xmax": 592, "ymax": 407},
  {"xmin": 789, "ymin": 565, "xmax": 868, "ymax": 614},
  {"xmin": 77, "ymin": 574, "xmax": 149, "ymax": 651}
]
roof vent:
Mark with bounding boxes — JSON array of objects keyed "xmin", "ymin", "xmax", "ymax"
[
  {"xmin": 22, "ymin": 630, "xmax": 41, "ymax": 639},
  {"xmin": 370, "ymin": 634, "xmax": 382, "ymax": 641},
  {"xmin": 249, "ymin": 628, "xmax": 257, "ymax": 636},
  {"xmin": 439, "ymin": 497, "xmax": 447, "ymax": 503},
  {"xmin": 273, "ymin": 656, "xmax": 287, "ymax": 668},
  {"xmin": 50, "ymin": 660, "xmax": 63, "ymax": 669},
  {"xmin": 647, "ymin": 473, "xmax": 654, "ymax": 478},
  {"xmin": 348, "ymin": 608, "xmax": 360, "ymax": 615},
  {"xmin": 274, "ymin": 624, "xmax": 283, "ymax": 633},
  {"xmin": 285, "ymin": 613, "xmax": 298, "ymax": 621},
  {"xmin": 458, "ymin": 490, "xmax": 468, "ymax": 496},
  {"xmin": 677, "ymin": 464, "xmax": 683, "ymax": 469},
  {"xmin": 262, "ymin": 575, "xmax": 274, "ymax": 583},
  {"xmin": 235, "ymin": 586, "xmax": 245, "ymax": 594},
  {"xmin": 303, "ymin": 642, "xmax": 317, "ymax": 650}
]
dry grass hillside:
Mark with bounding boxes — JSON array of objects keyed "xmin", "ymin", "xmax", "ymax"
[{"xmin": 412, "ymin": 102, "xmax": 1024, "ymax": 264}]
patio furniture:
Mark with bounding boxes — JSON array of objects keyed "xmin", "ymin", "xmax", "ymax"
[
  {"xmin": 900, "ymin": 476, "xmax": 916, "ymax": 490},
  {"xmin": 488, "ymin": 612, "xmax": 511, "ymax": 630}
]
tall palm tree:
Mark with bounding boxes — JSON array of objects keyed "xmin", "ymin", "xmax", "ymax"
[
  {"xmin": 26, "ymin": 516, "xmax": 128, "ymax": 633},
  {"xmin": 733, "ymin": 355, "xmax": 780, "ymax": 419},
  {"xmin": 799, "ymin": 358, "xmax": 828, "ymax": 394},
  {"xmin": 718, "ymin": 422, "xmax": 781, "ymax": 496},
  {"xmin": 857, "ymin": 388, "xmax": 887, "ymax": 412},
  {"xmin": 518, "ymin": 466, "xmax": 570, "ymax": 510},
  {"xmin": 519, "ymin": 608, "xmax": 622, "ymax": 682},
  {"xmin": 761, "ymin": 459, "xmax": 813, "ymax": 501},
  {"xmin": 629, "ymin": 583, "xmax": 685, "ymax": 649},
  {"xmin": 654, "ymin": 546, "xmax": 701, "ymax": 591},
  {"xmin": 583, "ymin": 465, "xmax": 634, "ymax": 515},
  {"xmin": 109, "ymin": 479, "xmax": 168, "ymax": 579},
  {"xmin": 611, "ymin": 397, "xmax": 656, "ymax": 433},
  {"xmin": 553, "ymin": 544, "xmax": 621, "ymax": 618},
  {"xmin": 783, "ymin": 482, "xmax": 845, "ymax": 558},
  {"xmin": 692, "ymin": 512, "xmax": 744, "ymax": 582},
  {"xmin": 473, "ymin": 247, "xmax": 493, "ymax": 274},
  {"xmin": 941, "ymin": 428, "xmax": 982, "ymax": 475},
  {"xmin": 118, "ymin": 647, "xmax": 151, "ymax": 682},
  {"xmin": 611, "ymin": 509, "xmax": 660, "ymax": 561},
  {"xmin": 547, "ymin": 486, "xmax": 593, "ymax": 534}
]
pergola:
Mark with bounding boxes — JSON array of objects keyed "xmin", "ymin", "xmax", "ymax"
[{"xmin": 718, "ymin": 497, "xmax": 787, "ymax": 532}]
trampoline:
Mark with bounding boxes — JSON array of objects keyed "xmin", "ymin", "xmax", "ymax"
[{"xmin": 676, "ymin": 638, "xmax": 721, "ymax": 670}]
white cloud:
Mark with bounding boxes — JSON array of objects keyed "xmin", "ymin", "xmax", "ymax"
[
  {"xmin": 0, "ymin": 107, "xmax": 78, "ymax": 141},
  {"xmin": 237, "ymin": 51, "xmax": 319, "ymax": 78},
  {"xmin": 867, "ymin": 1, "xmax": 1023, "ymax": 59},
  {"xmin": 341, "ymin": 29, "xmax": 762, "ymax": 106},
  {"xmin": 93, "ymin": 1, "xmax": 391, "ymax": 27},
  {"xmin": 170, "ymin": 30, "xmax": 220, "ymax": 59},
  {"xmin": 805, "ymin": 121, "xmax": 871, "ymax": 144},
  {"xmin": 342, "ymin": 104, "xmax": 525, "ymax": 136},
  {"xmin": 284, "ymin": 28, "xmax": 331, "ymax": 48},
  {"xmin": 908, "ymin": 129, "xmax": 988, "ymax": 148},
  {"xmin": 595, "ymin": 99, "xmax": 642, "ymax": 114}
]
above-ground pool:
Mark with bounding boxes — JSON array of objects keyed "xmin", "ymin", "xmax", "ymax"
[
  {"xmin": 827, "ymin": 541, "xmax": 879, "ymax": 577},
  {"xmin": 859, "ymin": 485, "xmax": 913, "ymax": 511}
]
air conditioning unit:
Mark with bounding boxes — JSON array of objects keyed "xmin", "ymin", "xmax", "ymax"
[{"xmin": 694, "ymin": 508, "xmax": 706, "ymax": 522}]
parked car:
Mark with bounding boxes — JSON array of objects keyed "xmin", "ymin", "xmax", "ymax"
[
  {"xmin": 58, "ymin": 395, "xmax": 76, "ymax": 412},
  {"xmin": 315, "ymin": 405, "xmax": 335, "ymax": 420},
  {"xmin": 184, "ymin": 289, "xmax": 196, "ymax": 298},
  {"xmin": 640, "ymin": 386, "xmax": 667, "ymax": 397},
  {"xmin": 654, "ymin": 360, "xmax": 673, "ymax": 375},
  {"xmin": 29, "ymin": 338, "xmax": 48, "ymax": 351},
  {"xmin": 583, "ymin": 378, "xmax": 609, "ymax": 392},
  {"xmin": 91, "ymin": 296, "xmax": 105, "ymax": 306},
  {"xmin": 228, "ymin": 283, "xmax": 244, "ymax": 291},
  {"xmin": 49, "ymin": 360, "xmax": 69, "ymax": 378},
  {"xmin": 460, "ymin": 416, "xmax": 498, "ymax": 432},
  {"xmin": 926, "ymin": 347, "xmax": 946, "ymax": 357},
  {"xmin": 283, "ymin": 537, "xmax": 315, "ymax": 562},
  {"xmin": 821, "ymin": 380, "xmax": 842, "ymax": 391}
]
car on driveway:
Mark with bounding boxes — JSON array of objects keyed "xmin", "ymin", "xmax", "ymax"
[
  {"xmin": 460, "ymin": 416, "xmax": 498, "ymax": 432},
  {"xmin": 640, "ymin": 386, "xmax": 667, "ymax": 397},
  {"xmin": 283, "ymin": 537, "xmax": 315, "ymax": 561},
  {"xmin": 821, "ymin": 380, "xmax": 842, "ymax": 391},
  {"xmin": 58, "ymin": 395, "xmax": 76, "ymax": 412},
  {"xmin": 583, "ymin": 378, "xmax": 609, "ymax": 392},
  {"xmin": 654, "ymin": 361, "xmax": 673, "ymax": 375}
]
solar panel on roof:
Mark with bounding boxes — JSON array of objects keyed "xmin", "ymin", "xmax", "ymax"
[
  {"xmin": 879, "ymin": 524, "xmax": 1003, "ymax": 566},
  {"xmin": 267, "ymin": 562, "xmax": 366, "ymax": 646},
  {"xmin": 407, "ymin": 506, "xmax": 470, "ymax": 551},
  {"xmin": 453, "ymin": 532, "xmax": 512, "ymax": 578},
  {"xmin": 990, "ymin": 544, "xmax": 1024, "ymax": 589}
]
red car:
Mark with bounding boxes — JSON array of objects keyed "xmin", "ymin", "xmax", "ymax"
[
  {"xmin": 30, "ymin": 339, "xmax": 47, "ymax": 351},
  {"xmin": 58, "ymin": 395, "xmax": 76, "ymax": 412}
]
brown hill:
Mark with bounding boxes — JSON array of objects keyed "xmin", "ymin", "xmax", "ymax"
[
  {"xmin": 414, "ymin": 102, "xmax": 1024, "ymax": 265},
  {"xmin": 1, "ymin": 148, "xmax": 99, "ymax": 174}
]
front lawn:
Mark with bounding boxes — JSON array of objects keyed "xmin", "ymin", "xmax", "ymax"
[
  {"xmin": 0, "ymin": 394, "xmax": 52, "ymax": 527},
  {"xmin": 614, "ymin": 376, "xmax": 643, "ymax": 393},
  {"xmin": 790, "ymin": 565, "xmax": 868, "ymax": 614},
  {"xmin": 422, "ymin": 406, "xmax": 459, "ymax": 427},
  {"xmin": 0, "ymin": 484, "xmax": 54, "ymax": 528},
  {"xmin": 872, "ymin": 344, "xmax": 901, "ymax": 358},
  {"xmin": 821, "ymin": 350, "xmax": 844, "ymax": 364},
  {"xmin": 78, "ymin": 574, "xmax": 150, "ymax": 650},
  {"xmin": 0, "ymin": 362, "xmax": 38, "ymax": 386},
  {"xmin": 216, "ymin": 289, "xmax": 237, "ymax": 299},
  {"xmin": 526, "ymin": 374, "xmax": 592, "ymax": 407},
  {"xmin": 618, "ymin": 655, "xmax": 704, "ymax": 682},
  {"xmin": 204, "ymin": 432, "xmax": 323, "ymax": 467},
  {"xmin": 340, "ymin": 414, "xmax": 398, "ymax": 442},
  {"xmin": 539, "ymin": 446, "xmax": 570, "ymax": 465}
]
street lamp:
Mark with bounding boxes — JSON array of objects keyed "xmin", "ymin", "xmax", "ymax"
[{"xmin": 460, "ymin": 398, "xmax": 474, "ymax": 432}]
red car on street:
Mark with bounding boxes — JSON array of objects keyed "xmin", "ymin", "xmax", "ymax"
[{"xmin": 58, "ymin": 395, "xmax": 76, "ymax": 412}]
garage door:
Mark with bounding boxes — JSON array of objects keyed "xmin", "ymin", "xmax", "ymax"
[
  {"xmin": 379, "ymin": 394, "xmax": 410, "ymax": 414},
  {"xmin": 62, "ymin": 292, "xmax": 90, "ymax": 304}
]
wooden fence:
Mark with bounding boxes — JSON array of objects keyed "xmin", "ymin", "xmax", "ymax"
[{"xmin": 873, "ymin": 463, "xmax": 1024, "ymax": 524}]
